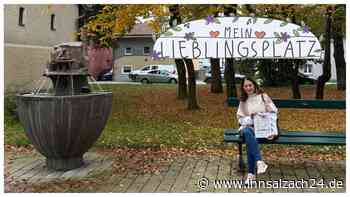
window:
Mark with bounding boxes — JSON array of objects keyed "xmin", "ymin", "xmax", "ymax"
[
  {"xmin": 151, "ymin": 65, "xmax": 158, "ymax": 70},
  {"xmin": 121, "ymin": 65, "xmax": 133, "ymax": 74},
  {"xmin": 18, "ymin": 7, "xmax": 25, "ymax": 26},
  {"xmin": 148, "ymin": 70, "xmax": 160, "ymax": 74},
  {"xmin": 141, "ymin": 66, "xmax": 150, "ymax": 71},
  {"xmin": 50, "ymin": 14, "xmax": 56, "ymax": 31},
  {"xmin": 143, "ymin": 46, "xmax": 150, "ymax": 55},
  {"xmin": 159, "ymin": 70, "xmax": 169, "ymax": 75},
  {"xmin": 124, "ymin": 47, "xmax": 133, "ymax": 55},
  {"xmin": 303, "ymin": 64, "xmax": 312, "ymax": 74}
]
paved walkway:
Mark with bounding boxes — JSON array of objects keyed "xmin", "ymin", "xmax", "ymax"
[{"xmin": 5, "ymin": 151, "xmax": 346, "ymax": 192}]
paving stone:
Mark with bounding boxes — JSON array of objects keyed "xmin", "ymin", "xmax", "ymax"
[
  {"xmin": 280, "ymin": 162, "xmax": 304, "ymax": 193},
  {"xmin": 10, "ymin": 159, "xmax": 43, "ymax": 182},
  {"xmin": 140, "ymin": 160, "xmax": 173, "ymax": 192},
  {"xmin": 170, "ymin": 157, "xmax": 197, "ymax": 192},
  {"xmin": 269, "ymin": 162, "xmax": 289, "ymax": 193},
  {"xmin": 156, "ymin": 157, "xmax": 187, "ymax": 192},
  {"xmin": 304, "ymin": 162, "xmax": 322, "ymax": 192},
  {"xmin": 4, "ymin": 150, "xmax": 346, "ymax": 193},
  {"xmin": 215, "ymin": 157, "xmax": 232, "ymax": 193},
  {"xmin": 95, "ymin": 172, "xmax": 127, "ymax": 192},
  {"xmin": 228, "ymin": 155, "xmax": 245, "ymax": 193},
  {"xmin": 7, "ymin": 156, "xmax": 39, "ymax": 175},
  {"xmin": 126, "ymin": 174, "xmax": 152, "ymax": 192},
  {"xmin": 111, "ymin": 172, "xmax": 138, "ymax": 192},
  {"xmin": 19, "ymin": 162, "xmax": 46, "ymax": 181},
  {"xmin": 92, "ymin": 159, "xmax": 114, "ymax": 175},
  {"xmin": 293, "ymin": 162, "xmax": 309, "ymax": 193},
  {"xmin": 200, "ymin": 156, "xmax": 220, "ymax": 192},
  {"xmin": 324, "ymin": 161, "xmax": 346, "ymax": 180},
  {"xmin": 28, "ymin": 166, "xmax": 55, "ymax": 183},
  {"xmin": 185, "ymin": 157, "xmax": 208, "ymax": 192}
]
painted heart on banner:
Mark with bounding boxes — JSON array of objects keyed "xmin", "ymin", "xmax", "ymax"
[
  {"xmin": 209, "ymin": 31, "xmax": 220, "ymax": 38},
  {"xmin": 255, "ymin": 31, "xmax": 266, "ymax": 39}
]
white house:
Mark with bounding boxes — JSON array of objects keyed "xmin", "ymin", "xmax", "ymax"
[{"xmin": 299, "ymin": 39, "xmax": 346, "ymax": 82}]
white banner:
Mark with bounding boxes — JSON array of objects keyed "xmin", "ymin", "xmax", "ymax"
[{"xmin": 152, "ymin": 16, "xmax": 322, "ymax": 59}]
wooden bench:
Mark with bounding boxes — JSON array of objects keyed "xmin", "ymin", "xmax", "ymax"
[{"xmin": 224, "ymin": 97, "xmax": 346, "ymax": 171}]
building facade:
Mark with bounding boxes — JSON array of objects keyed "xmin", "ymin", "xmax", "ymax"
[
  {"xmin": 112, "ymin": 23, "xmax": 177, "ymax": 81},
  {"xmin": 4, "ymin": 5, "xmax": 79, "ymax": 90},
  {"xmin": 299, "ymin": 39, "xmax": 346, "ymax": 82}
]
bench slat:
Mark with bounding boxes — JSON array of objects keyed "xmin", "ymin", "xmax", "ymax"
[
  {"xmin": 224, "ymin": 129, "xmax": 345, "ymax": 138},
  {"xmin": 224, "ymin": 134, "xmax": 345, "ymax": 145},
  {"xmin": 227, "ymin": 97, "xmax": 345, "ymax": 109}
]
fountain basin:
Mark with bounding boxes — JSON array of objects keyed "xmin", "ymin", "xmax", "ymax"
[{"xmin": 16, "ymin": 92, "xmax": 112, "ymax": 171}]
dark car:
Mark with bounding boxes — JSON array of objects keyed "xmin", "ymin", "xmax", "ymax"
[
  {"xmin": 98, "ymin": 70, "xmax": 113, "ymax": 81},
  {"xmin": 298, "ymin": 73, "xmax": 316, "ymax": 85},
  {"xmin": 204, "ymin": 69, "xmax": 245, "ymax": 84}
]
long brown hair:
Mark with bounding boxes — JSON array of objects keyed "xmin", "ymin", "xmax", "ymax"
[{"xmin": 240, "ymin": 77, "xmax": 264, "ymax": 102}]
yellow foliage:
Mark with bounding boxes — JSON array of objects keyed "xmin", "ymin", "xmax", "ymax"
[{"xmin": 82, "ymin": 4, "xmax": 340, "ymax": 47}]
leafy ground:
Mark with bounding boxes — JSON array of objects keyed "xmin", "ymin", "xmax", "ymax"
[
  {"xmin": 4, "ymin": 84, "xmax": 346, "ymax": 192},
  {"xmin": 5, "ymin": 84, "xmax": 346, "ymax": 161}
]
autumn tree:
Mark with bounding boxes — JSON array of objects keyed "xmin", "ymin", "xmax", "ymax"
[
  {"xmin": 288, "ymin": 7, "xmax": 302, "ymax": 99},
  {"xmin": 82, "ymin": 4, "xmax": 214, "ymax": 110},
  {"xmin": 209, "ymin": 7, "xmax": 223, "ymax": 94},
  {"xmin": 316, "ymin": 6, "xmax": 332, "ymax": 99},
  {"xmin": 170, "ymin": 5, "xmax": 200, "ymax": 110},
  {"xmin": 223, "ymin": 5, "xmax": 238, "ymax": 98},
  {"xmin": 169, "ymin": 5, "xmax": 187, "ymax": 99},
  {"xmin": 254, "ymin": 5, "xmax": 305, "ymax": 98}
]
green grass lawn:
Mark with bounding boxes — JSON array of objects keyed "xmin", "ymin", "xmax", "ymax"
[{"xmin": 4, "ymin": 84, "xmax": 345, "ymax": 160}]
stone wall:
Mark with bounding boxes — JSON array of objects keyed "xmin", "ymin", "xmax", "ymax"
[
  {"xmin": 4, "ymin": 44, "xmax": 51, "ymax": 92},
  {"xmin": 4, "ymin": 5, "xmax": 78, "ymax": 91}
]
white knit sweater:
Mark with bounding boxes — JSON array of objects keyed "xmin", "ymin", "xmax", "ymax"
[{"xmin": 236, "ymin": 93, "xmax": 278, "ymax": 120}]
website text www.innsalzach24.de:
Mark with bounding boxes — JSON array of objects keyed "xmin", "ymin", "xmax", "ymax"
[{"xmin": 197, "ymin": 177, "xmax": 344, "ymax": 190}]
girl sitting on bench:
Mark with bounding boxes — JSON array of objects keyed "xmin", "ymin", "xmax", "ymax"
[{"xmin": 237, "ymin": 77, "xmax": 278, "ymax": 184}]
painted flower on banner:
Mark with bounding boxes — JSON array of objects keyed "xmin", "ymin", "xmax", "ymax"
[
  {"xmin": 205, "ymin": 15, "xmax": 215, "ymax": 25},
  {"xmin": 302, "ymin": 25, "xmax": 310, "ymax": 33},
  {"xmin": 281, "ymin": 32, "xmax": 291, "ymax": 42},
  {"xmin": 151, "ymin": 51, "xmax": 161, "ymax": 60},
  {"xmin": 184, "ymin": 32, "xmax": 195, "ymax": 41}
]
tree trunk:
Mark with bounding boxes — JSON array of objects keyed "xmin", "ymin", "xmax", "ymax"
[
  {"xmin": 175, "ymin": 59, "xmax": 188, "ymax": 99},
  {"xmin": 209, "ymin": 10, "xmax": 223, "ymax": 94},
  {"xmin": 169, "ymin": 5, "xmax": 187, "ymax": 99},
  {"xmin": 291, "ymin": 60, "xmax": 301, "ymax": 99},
  {"xmin": 333, "ymin": 5, "xmax": 346, "ymax": 91},
  {"xmin": 184, "ymin": 59, "xmax": 200, "ymax": 110},
  {"xmin": 333, "ymin": 34, "xmax": 346, "ymax": 90},
  {"xmin": 209, "ymin": 58, "xmax": 223, "ymax": 93},
  {"xmin": 223, "ymin": 5, "xmax": 237, "ymax": 98},
  {"xmin": 225, "ymin": 58, "xmax": 237, "ymax": 98},
  {"xmin": 290, "ymin": 10, "xmax": 301, "ymax": 99},
  {"xmin": 316, "ymin": 8, "xmax": 332, "ymax": 99}
]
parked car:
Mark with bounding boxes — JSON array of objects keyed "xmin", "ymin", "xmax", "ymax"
[
  {"xmin": 129, "ymin": 64, "xmax": 176, "ymax": 81},
  {"xmin": 204, "ymin": 69, "xmax": 245, "ymax": 84},
  {"xmin": 97, "ymin": 69, "xmax": 113, "ymax": 81},
  {"xmin": 298, "ymin": 72, "xmax": 316, "ymax": 85},
  {"xmin": 131, "ymin": 69, "xmax": 178, "ymax": 84}
]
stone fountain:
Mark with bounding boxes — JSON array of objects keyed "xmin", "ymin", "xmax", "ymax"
[{"xmin": 16, "ymin": 42, "xmax": 113, "ymax": 171}]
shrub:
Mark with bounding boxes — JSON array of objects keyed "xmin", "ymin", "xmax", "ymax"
[{"xmin": 4, "ymin": 92, "xmax": 20, "ymax": 126}]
